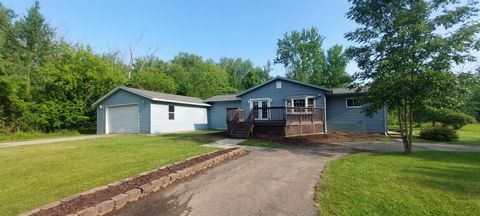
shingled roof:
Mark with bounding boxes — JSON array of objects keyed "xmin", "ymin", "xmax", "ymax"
[
  {"xmin": 92, "ymin": 86, "xmax": 210, "ymax": 107},
  {"xmin": 204, "ymin": 94, "xmax": 240, "ymax": 102}
]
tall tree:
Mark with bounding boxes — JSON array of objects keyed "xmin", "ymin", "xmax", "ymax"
[
  {"xmin": 275, "ymin": 27, "xmax": 352, "ymax": 87},
  {"xmin": 170, "ymin": 53, "xmax": 234, "ymax": 99},
  {"xmin": 346, "ymin": 0, "xmax": 480, "ymax": 153},
  {"xmin": 129, "ymin": 56, "xmax": 177, "ymax": 94},
  {"xmin": 15, "ymin": 0, "xmax": 55, "ymax": 84},
  {"xmin": 0, "ymin": 3, "xmax": 21, "ymax": 76},
  {"xmin": 219, "ymin": 57, "xmax": 270, "ymax": 90},
  {"xmin": 275, "ymin": 27, "xmax": 325, "ymax": 83},
  {"xmin": 324, "ymin": 45, "xmax": 351, "ymax": 88}
]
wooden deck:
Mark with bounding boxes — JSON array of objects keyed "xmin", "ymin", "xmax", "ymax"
[{"xmin": 227, "ymin": 107, "xmax": 325, "ymax": 137}]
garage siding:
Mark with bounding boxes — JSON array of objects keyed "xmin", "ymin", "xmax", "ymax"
[
  {"xmin": 326, "ymin": 95, "xmax": 387, "ymax": 133},
  {"xmin": 150, "ymin": 102, "xmax": 209, "ymax": 133},
  {"xmin": 96, "ymin": 90, "xmax": 151, "ymax": 134}
]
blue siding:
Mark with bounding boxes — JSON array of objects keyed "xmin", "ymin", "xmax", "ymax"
[
  {"xmin": 208, "ymin": 101, "xmax": 240, "ymax": 130},
  {"xmin": 326, "ymin": 95, "xmax": 386, "ymax": 133},
  {"xmin": 96, "ymin": 90, "xmax": 151, "ymax": 134},
  {"xmin": 239, "ymin": 80, "xmax": 327, "ymax": 115}
]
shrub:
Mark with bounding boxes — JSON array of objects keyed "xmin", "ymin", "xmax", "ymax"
[
  {"xmin": 440, "ymin": 112, "xmax": 477, "ymax": 129},
  {"xmin": 419, "ymin": 127, "xmax": 459, "ymax": 142}
]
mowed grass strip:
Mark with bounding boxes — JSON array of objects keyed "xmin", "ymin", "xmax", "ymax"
[
  {"xmin": 0, "ymin": 132, "xmax": 220, "ymax": 216},
  {"xmin": 0, "ymin": 130, "xmax": 83, "ymax": 142},
  {"xmin": 317, "ymin": 151, "xmax": 480, "ymax": 216}
]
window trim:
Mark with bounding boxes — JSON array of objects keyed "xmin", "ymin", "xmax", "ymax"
[
  {"xmin": 285, "ymin": 96, "xmax": 315, "ymax": 114},
  {"xmin": 346, "ymin": 98, "xmax": 362, "ymax": 108},
  {"xmin": 249, "ymin": 98, "xmax": 271, "ymax": 120},
  {"xmin": 168, "ymin": 105, "xmax": 175, "ymax": 120},
  {"xmin": 276, "ymin": 81, "xmax": 282, "ymax": 89}
]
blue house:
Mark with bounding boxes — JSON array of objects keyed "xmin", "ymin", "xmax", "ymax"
[{"xmin": 94, "ymin": 76, "xmax": 387, "ymax": 137}]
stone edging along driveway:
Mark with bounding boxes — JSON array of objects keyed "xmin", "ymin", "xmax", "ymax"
[{"xmin": 20, "ymin": 147, "xmax": 248, "ymax": 216}]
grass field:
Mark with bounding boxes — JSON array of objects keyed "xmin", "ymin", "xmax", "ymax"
[
  {"xmin": 454, "ymin": 124, "xmax": 480, "ymax": 145},
  {"xmin": 316, "ymin": 151, "xmax": 480, "ymax": 215},
  {"xmin": 390, "ymin": 123, "xmax": 480, "ymax": 145},
  {"xmin": 0, "ymin": 130, "xmax": 84, "ymax": 142},
  {"xmin": 0, "ymin": 132, "xmax": 221, "ymax": 215},
  {"xmin": 239, "ymin": 139, "xmax": 286, "ymax": 148}
]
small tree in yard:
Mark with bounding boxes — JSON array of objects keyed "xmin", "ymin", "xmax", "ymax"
[{"xmin": 346, "ymin": 0, "xmax": 480, "ymax": 154}]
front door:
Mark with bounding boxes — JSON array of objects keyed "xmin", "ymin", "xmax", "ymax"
[{"xmin": 251, "ymin": 99, "xmax": 270, "ymax": 120}]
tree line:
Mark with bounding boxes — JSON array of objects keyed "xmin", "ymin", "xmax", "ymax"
[{"xmin": 0, "ymin": 2, "xmax": 271, "ymax": 133}]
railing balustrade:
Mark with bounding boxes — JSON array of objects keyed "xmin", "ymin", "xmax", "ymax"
[{"xmin": 227, "ymin": 107, "xmax": 324, "ymax": 124}]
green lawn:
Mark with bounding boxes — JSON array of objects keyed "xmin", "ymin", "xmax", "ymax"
[
  {"xmin": 317, "ymin": 151, "xmax": 480, "ymax": 215},
  {"xmin": 239, "ymin": 139, "xmax": 286, "ymax": 148},
  {"xmin": 0, "ymin": 132, "xmax": 221, "ymax": 216},
  {"xmin": 0, "ymin": 130, "xmax": 85, "ymax": 142},
  {"xmin": 454, "ymin": 124, "xmax": 480, "ymax": 145},
  {"xmin": 391, "ymin": 124, "xmax": 480, "ymax": 145}
]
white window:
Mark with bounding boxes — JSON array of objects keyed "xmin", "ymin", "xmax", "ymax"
[
  {"xmin": 276, "ymin": 81, "xmax": 282, "ymax": 89},
  {"xmin": 285, "ymin": 96, "xmax": 315, "ymax": 113},
  {"xmin": 250, "ymin": 98, "xmax": 271, "ymax": 120},
  {"xmin": 307, "ymin": 97, "xmax": 315, "ymax": 107},
  {"xmin": 346, "ymin": 98, "xmax": 362, "ymax": 108}
]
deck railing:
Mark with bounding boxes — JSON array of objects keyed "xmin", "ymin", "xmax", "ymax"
[
  {"xmin": 227, "ymin": 107, "xmax": 325, "ymax": 137},
  {"xmin": 227, "ymin": 107, "xmax": 324, "ymax": 124}
]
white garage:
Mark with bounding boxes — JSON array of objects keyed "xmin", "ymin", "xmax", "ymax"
[{"xmin": 106, "ymin": 104, "xmax": 139, "ymax": 134}]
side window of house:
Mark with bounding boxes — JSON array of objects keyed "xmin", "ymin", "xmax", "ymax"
[
  {"xmin": 307, "ymin": 97, "xmax": 315, "ymax": 107},
  {"xmin": 168, "ymin": 105, "xmax": 175, "ymax": 120},
  {"xmin": 346, "ymin": 98, "xmax": 361, "ymax": 108}
]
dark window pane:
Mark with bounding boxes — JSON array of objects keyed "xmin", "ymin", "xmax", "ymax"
[
  {"xmin": 307, "ymin": 98, "xmax": 314, "ymax": 107},
  {"xmin": 347, "ymin": 98, "xmax": 361, "ymax": 107},
  {"xmin": 168, "ymin": 105, "xmax": 175, "ymax": 112},
  {"xmin": 347, "ymin": 99, "xmax": 354, "ymax": 107},
  {"xmin": 169, "ymin": 112, "xmax": 174, "ymax": 120},
  {"xmin": 293, "ymin": 99, "xmax": 305, "ymax": 107}
]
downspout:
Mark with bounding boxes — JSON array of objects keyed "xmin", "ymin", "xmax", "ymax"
[
  {"xmin": 323, "ymin": 94, "xmax": 328, "ymax": 134},
  {"xmin": 384, "ymin": 106, "xmax": 388, "ymax": 136}
]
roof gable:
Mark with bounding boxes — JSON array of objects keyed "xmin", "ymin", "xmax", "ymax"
[
  {"xmin": 236, "ymin": 76, "xmax": 332, "ymax": 97},
  {"xmin": 92, "ymin": 86, "xmax": 210, "ymax": 107}
]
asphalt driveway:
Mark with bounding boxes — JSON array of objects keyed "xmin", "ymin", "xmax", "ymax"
[{"xmin": 111, "ymin": 145, "xmax": 351, "ymax": 216}]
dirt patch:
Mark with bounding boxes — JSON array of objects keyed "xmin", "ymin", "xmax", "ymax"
[
  {"xmin": 31, "ymin": 148, "xmax": 238, "ymax": 216},
  {"xmin": 257, "ymin": 132, "xmax": 386, "ymax": 146}
]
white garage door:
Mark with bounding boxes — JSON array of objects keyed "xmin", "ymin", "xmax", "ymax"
[{"xmin": 107, "ymin": 104, "xmax": 139, "ymax": 134}]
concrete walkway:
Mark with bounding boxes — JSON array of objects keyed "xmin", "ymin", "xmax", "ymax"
[
  {"xmin": 0, "ymin": 135, "xmax": 109, "ymax": 148},
  {"xmin": 202, "ymin": 138, "xmax": 246, "ymax": 148},
  {"xmin": 112, "ymin": 145, "xmax": 351, "ymax": 216}
]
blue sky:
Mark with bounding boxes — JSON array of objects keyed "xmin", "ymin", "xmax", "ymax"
[{"xmin": 3, "ymin": 0, "xmax": 479, "ymax": 76}]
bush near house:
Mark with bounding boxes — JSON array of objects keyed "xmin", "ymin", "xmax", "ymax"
[{"xmin": 419, "ymin": 127, "xmax": 458, "ymax": 142}]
